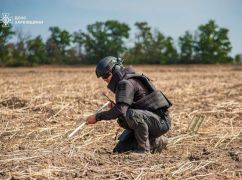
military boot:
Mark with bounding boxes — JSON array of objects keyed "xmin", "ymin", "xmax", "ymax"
[{"xmin": 150, "ymin": 136, "xmax": 168, "ymax": 153}]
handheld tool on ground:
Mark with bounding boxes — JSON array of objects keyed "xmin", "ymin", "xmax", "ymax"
[{"xmin": 68, "ymin": 101, "xmax": 110, "ymax": 138}]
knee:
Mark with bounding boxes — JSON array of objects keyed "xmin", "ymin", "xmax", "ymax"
[{"xmin": 125, "ymin": 109, "xmax": 145, "ymax": 129}]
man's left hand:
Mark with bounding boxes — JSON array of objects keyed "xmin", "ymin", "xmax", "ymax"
[{"xmin": 86, "ymin": 114, "xmax": 97, "ymax": 124}]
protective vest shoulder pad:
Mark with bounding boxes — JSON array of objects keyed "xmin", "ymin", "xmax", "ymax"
[
  {"xmin": 115, "ymin": 79, "xmax": 134, "ymax": 105},
  {"xmin": 124, "ymin": 74, "xmax": 156, "ymax": 92}
]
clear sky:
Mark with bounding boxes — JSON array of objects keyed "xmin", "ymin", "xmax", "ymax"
[{"xmin": 1, "ymin": 0, "xmax": 242, "ymax": 56}]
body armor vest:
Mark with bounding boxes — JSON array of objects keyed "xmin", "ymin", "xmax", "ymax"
[{"xmin": 115, "ymin": 73, "xmax": 172, "ymax": 112}]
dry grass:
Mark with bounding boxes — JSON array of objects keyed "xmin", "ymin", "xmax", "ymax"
[{"xmin": 0, "ymin": 65, "xmax": 241, "ymax": 179}]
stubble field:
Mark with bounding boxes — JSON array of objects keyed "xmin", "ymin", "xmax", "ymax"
[{"xmin": 0, "ymin": 65, "xmax": 241, "ymax": 179}]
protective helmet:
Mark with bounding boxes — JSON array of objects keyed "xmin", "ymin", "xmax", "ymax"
[{"xmin": 95, "ymin": 56, "xmax": 123, "ymax": 78}]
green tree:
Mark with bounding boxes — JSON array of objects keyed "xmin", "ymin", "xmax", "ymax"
[
  {"xmin": 163, "ymin": 36, "xmax": 178, "ymax": 64},
  {"xmin": 46, "ymin": 38, "xmax": 60, "ymax": 64},
  {"xmin": 178, "ymin": 31, "xmax": 194, "ymax": 63},
  {"xmin": 125, "ymin": 22, "xmax": 153, "ymax": 64},
  {"xmin": 73, "ymin": 30, "xmax": 85, "ymax": 61},
  {"xmin": 27, "ymin": 35, "xmax": 47, "ymax": 65},
  {"xmin": 75, "ymin": 20, "xmax": 130, "ymax": 63},
  {"xmin": 234, "ymin": 54, "xmax": 241, "ymax": 64},
  {"xmin": 46, "ymin": 27, "xmax": 72, "ymax": 64},
  {"xmin": 194, "ymin": 20, "xmax": 232, "ymax": 63},
  {"xmin": 11, "ymin": 29, "xmax": 30, "ymax": 66},
  {"xmin": 126, "ymin": 22, "xmax": 177, "ymax": 64},
  {"xmin": 0, "ymin": 22, "xmax": 15, "ymax": 66}
]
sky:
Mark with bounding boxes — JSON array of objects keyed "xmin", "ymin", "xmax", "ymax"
[{"xmin": 1, "ymin": 0, "xmax": 242, "ymax": 56}]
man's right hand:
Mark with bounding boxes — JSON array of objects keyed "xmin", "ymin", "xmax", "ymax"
[{"xmin": 86, "ymin": 114, "xmax": 97, "ymax": 124}]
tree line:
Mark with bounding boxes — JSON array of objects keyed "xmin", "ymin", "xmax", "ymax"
[{"xmin": 0, "ymin": 19, "xmax": 240, "ymax": 66}]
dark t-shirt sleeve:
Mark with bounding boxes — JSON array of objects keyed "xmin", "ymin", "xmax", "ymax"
[{"xmin": 96, "ymin": 103, "xmax": 129, "ymax": 120}]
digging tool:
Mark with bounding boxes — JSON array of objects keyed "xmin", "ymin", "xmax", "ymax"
[
  {"xmin": 68, "ymin": 101, "xmax": 109, "ymax": 138},
  {"xmin": 102, "ymin": 93, "xmax": 116, "ymax": 105}
]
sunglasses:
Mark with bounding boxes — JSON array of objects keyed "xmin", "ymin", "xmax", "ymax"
[{"xmin": 102, "ymin": 72, "xmax": 111, "ymax": 79}]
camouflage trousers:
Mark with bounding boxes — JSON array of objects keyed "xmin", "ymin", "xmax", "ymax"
[{"xmin": 114, "ymin": 109, "xmax": 171, "ymax": 153}]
